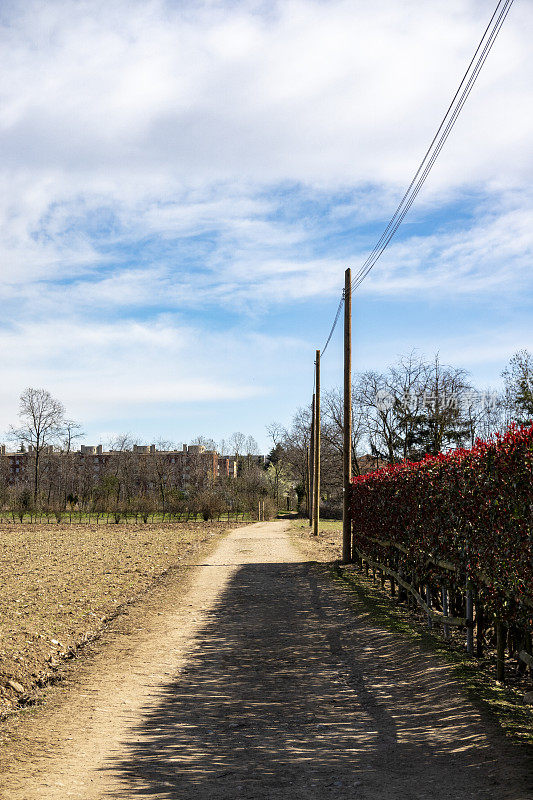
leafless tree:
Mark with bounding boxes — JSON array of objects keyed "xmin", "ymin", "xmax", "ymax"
[
  {"xmin": 245, "ymin": 435, "xmax": 258, "ymax": 455},
  {"xmin": 62, "ymin": 419, "xmax": 84, "ymax": 453},
  {"xmin": 387, "ymin": 351, "xmax": 429, "ymax": 461},
  {"xmin": 354, "ymin": 353, "xmax": 475, "ymax": 462},
  {"xmin": 322, "ymin": 387, "xmax": 366, "ymax": 476},
  {"xmin": 0, "ymin": 451, "xmax": 10, "ymax": 506},
  {"xmin": 355, "ymin": 370, "xmax": 398, "ymax": 464},
  {"xmin": 9, "ymin": 388, "xmax": 66, "ymax": 501},
  {"xmin": 266, "ymin": 423, "xmax": 290, "ymax": 507},
  {"xmin": 277, "ymin": 408, "xmax": 309, "ymax": 510},
  {"xmin": 228, "ymin": 432, "xmax": 246, "ymax": 459},
  {"xmin": 415, "ymin": 355, "xmax": 473, "ymax": 455},
  {"xmin": 106, "ymin": 434, "xmax": 136, "ymax": 503},
  {"xmin": 191, "ymin": 435, "xmax": 217, "ymax": 450},
  {"xmin": 150, "ymin": 439, "xmax": 175, "ymax": 511},
  {"xmin": 462, "ymin": 389, "xmax": 505, "ymax": 446}
]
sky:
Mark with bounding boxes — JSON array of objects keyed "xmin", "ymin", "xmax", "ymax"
[{"xmin": 0, "ymin": 0, "xmax": 532, "ymax": 453}]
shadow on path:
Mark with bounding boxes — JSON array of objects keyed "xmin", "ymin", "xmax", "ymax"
[{"xmin": 101, "ymin": 562, "xmax": 529, "ymax": 800}]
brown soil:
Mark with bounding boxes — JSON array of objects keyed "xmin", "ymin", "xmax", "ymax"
[
  {"xmin": 0, "ymin": 520, "xmax": 531, "ymax": 799},
  {"xmin": 0, "ymin": 521, "xmax": 234, "ymax": 713}
]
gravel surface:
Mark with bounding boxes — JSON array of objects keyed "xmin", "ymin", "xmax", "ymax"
[{"xmin": 0, "ymin": 520, "xmax": 530, "ymax": 799}]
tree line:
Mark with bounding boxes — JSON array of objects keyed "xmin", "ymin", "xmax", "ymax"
[
  {"xmin": 271, "ymin": 349, "xmax": 533, "ymax": 516},
  {"xmin": 2, "ymin": 350, "xmax": 530, "ymax": 520},
  {"xmin": 0, "ymin": 389, "xmax": 278, "ymax": 521}
]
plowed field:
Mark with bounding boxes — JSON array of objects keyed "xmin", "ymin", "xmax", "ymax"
[{"xmin": 0, "ymin": 521, "xmax": 232, "ymax": 713}]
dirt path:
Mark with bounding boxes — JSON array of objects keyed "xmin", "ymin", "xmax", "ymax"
[{"xmin": 0, "ymin": 520, "xmax": 530, "ymax": 799}]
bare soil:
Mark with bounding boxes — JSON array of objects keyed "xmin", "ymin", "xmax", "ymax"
[
  {"xmin": 0, "ymin": 521, "xmax": 234, "ymax": 713},
  {"xmin": 0, "ymin": 520, "xmax": 531, "ymax": 799}
]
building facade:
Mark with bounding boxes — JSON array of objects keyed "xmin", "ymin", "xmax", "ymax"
[{"xmin": 0, "ymin": 442, "xmax": 241, "ymax": 491}]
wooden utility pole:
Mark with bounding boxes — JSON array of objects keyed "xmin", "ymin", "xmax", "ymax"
[
  {"xmin": 306, "ymin": 445, "xmax": 311, "ymax": 523},
  {"xmin": 309, "ymin": 393, "xmax": 315, "ymax": 527},
  {"xmin": 342, "ymin": 268, "xmax": 352, "ymax": 562},
  {"xmin": 313, "ymin": 350, "xmax": 321, "ymax": 536}
]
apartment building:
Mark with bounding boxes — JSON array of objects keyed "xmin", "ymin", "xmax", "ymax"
[{"xmin": 0, "ymin": 443, "xmax": 239, "ymax": 488}]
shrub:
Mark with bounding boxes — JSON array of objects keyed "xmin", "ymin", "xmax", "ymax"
[
  {"xmin": 14, "ymin": 488, "xmax": 33, "ymax": 522},
  {"xmin": 351, "ymin": 423, "xmax": 533, "ymax": 621}
]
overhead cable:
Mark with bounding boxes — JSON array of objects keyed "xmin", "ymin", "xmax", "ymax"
[
  {"xmin": 350, "ymin": 0, "xmax": 514, "ymax": 293},
  {"xmin": 320, "ymin": 0, "xmax": 514, "ymax": 355},
  {"xmin": 321, "ymin": 291, "xmax": 345, "ymax": 356}
]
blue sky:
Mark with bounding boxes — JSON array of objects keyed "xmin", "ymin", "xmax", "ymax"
[{"xmin": 0, "ymin": 0, "xmax": 532, "ymax": 453}]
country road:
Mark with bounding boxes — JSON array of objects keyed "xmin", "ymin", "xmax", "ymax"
[{"xmin": 1, "ymin": 520, "xmax": 530, "ymax": 799}]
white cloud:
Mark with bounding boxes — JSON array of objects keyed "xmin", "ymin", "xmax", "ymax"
[
  {"xmin": 0, "ymin": 0, "xmax": 531, "ymax": 295},
  {"xmin": 0, "ymin": 313, "xmax": 313, "ymax": 432},
  {"xmin": 2, "ymin": 0, "xmax": 531, "ymax": 184},
  {"xmin": 361, "ymin": 201, "xmax": 533, "ymax": 298},
  {"xmin": 0, "ymin": 0, "xmax": 531, "ymax": 216},
  {"xmin": 3, "ymin": 190, "xmax": 531, "ymax": 325},
  {"xmin": 0, "ymin": 0, "xmax": 531, "ymax": 442}
]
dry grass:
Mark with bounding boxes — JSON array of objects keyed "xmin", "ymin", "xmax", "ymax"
[{"xmin": 0, "ymin": 521, "xmax": 233, "ymax": 713}]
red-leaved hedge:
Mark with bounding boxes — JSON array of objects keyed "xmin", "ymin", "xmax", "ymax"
[{"xmin": 350, "ymin": 424, "xmax": 533, "ymax": 621}]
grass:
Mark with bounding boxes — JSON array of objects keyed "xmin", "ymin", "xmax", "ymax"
[
  {"xmin": 0, "ymin": 511, "xmax": 254, "ymax": 525},
  {"xmin": 330, "ymin": 563, "xmax": 533, "ymax": 748},
  {"xmin": 291, "ymin": 517, "xmax": 342, "ymax": 533}
]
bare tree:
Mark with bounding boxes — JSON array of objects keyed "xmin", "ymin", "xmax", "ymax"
[
  {"xmin": 415, "ymin": 355, "xmax": 472, "ymax": 455},
  {"xmin": 354, "ymin": 353, "xmax": 475, "ymax": 463},
  {"xmin": 106, "ymin": 434, "xmax": 136, "ymax": 504},
  {"xmin": 56, "ymin": 419, "xmax": 85, "ymax": 509},
  {"xmin": 322, "ymin": 387, "xmax": 366, "ymax": 476},
  {"xmin": 9, "ymin": 388, "xmax": 66, "ymax": 501},
  {"xmin": 355, "ymin": 370, "xmax": 398, "ymax": 464},
  {"xmin": 245, "ymin": 435, "xmax": 258, "ymax": 456},
  {"xmin": 191, "ymin": 435, "xmax": 217, "ymax": 450},
  {"xmin": 228, "ymin": 432, "xmax": 246, "ymax": 459},
  {"xmin": 0, "ymin": 451, "xmax": 10, "ymax": 506},
  {"xmin": 277, "ymin": 407, "xmax": 312, "ymax": 511},
  {"xmin": 150, "ymin": 439, "xmax": 175, "ymax": 512},
  {"xmin": 241, "ymin": 435, "xmax": 258, "ymax": 472},
  {"xmin": 387, "ymin": 351, "xmax": 429, "ymax": 461},
  {"xmin": 462, "ymin": 389, "xmax": 505, "ymax": 446},
  {"xmin": 266, "ymin": 423, "xmax": 290, "ymax": 508},
  {"xmin": 62, "ymin": 419, "xmax": 84, "ymax": 453}
]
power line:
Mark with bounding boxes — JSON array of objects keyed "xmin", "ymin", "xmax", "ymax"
[
  {"xmin": 320, "ymin": 0, "xmax": 514, "ymax": 355},
  {"xmin": 321, "ymin": 291, "xmax": 345, "ymax": 355},
  {"xmin": 351, "ymin": 0, "xmax": 514, "ymax": 293}
]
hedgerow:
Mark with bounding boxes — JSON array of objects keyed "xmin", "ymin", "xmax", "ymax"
[{"xmin": 350, "ymin": 423, "xmax": 533, "ymax": 623}]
